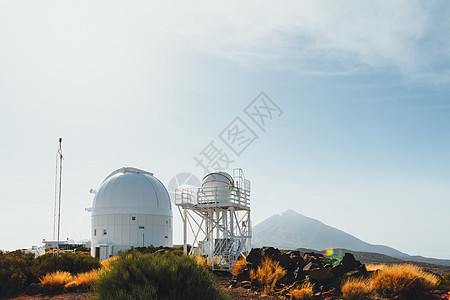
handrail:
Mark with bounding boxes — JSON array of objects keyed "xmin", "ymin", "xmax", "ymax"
[{"xmin": 175, "ymin": 185, "xmax": 250, "ymax": 208}]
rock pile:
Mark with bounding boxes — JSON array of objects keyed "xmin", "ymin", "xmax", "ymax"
[{"xmin": 232, "ymin": 247, "xmax": 369, "ymax": 298}]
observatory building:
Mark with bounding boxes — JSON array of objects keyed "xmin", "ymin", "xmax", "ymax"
[{"xmin": 87, "ymin": 167, "xmax": 172, "ymax": 260}]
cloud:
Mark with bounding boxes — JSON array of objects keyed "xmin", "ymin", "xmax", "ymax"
[
  {"xmin": 1, "ymin": 1, "xmax": 449, "ymax": 84},
  {"xmin": 157, "ymin": 0, "xmax": 450, "ymax": 83}
]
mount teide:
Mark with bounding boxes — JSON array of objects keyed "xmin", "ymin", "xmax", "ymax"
[{"xmin": 252, "ymin": 209, "xmax": 450, "ymax": 267}]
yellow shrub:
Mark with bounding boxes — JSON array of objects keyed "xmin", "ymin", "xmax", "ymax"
[
  {"xmin": 39, "ymin": 255, "xmax": 122, "ymax": 291},
  {"xmin": 65, "ymin": 269, "xmax": 100, "ymax": 289},
  {"xmin": 290, "ymin": 282, "xmax": 313, "ymax": 299},
  {"xmin": 41, "ymin": 257, "xmax": 114, "ymax": 291},
  {"xmin": 365, "ymin": 263, "xmax": 386, "ymax": 272},
  {"xmin": 101, "ymin": 255, "xmax": 118, "ymax": 269},
  {"xmin": 341, "ymin": 278, "xmax": 371, "ymax": 300},
  {"xmin": 40, "ymin": 271, "xmax": 73, "ymax": 289},
  {"xmin": 193, "ymin": 255, "xmax": 208, "ymax": 267},
  {"xmin": 250, "ymin": 257, "xmax": 286, "ymax": 295},
  {"xmin": 231, "ymin": 257, "xmax": 247, "ymax": 277},
  {"xmin": 371, "ymin": 264, "xmax": 439, "ymax": 298}
]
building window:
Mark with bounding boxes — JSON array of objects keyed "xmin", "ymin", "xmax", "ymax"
[
  {"xmin": 132, "ymin": 216, "xmax": 136, "ymax": 221},
  {"xmin": 165, "ymin": 235, "xmax": 168, "ymax": 238},
  {"xmin": 94, "ymin": 229, "xmax": 96, "ymax": 236},
  {"xmin": 103, "ymin": 229, "xmax": 107, "ymax": 235},
  {"xmin": 139, "ymin": 226, "xmax": 144, "ymax": 229},
  {"xmin": 165, "ymin": 220, "xmax": 168, "ymax": 224}
]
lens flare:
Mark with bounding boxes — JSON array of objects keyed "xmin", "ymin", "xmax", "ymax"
[{"xmin": 324, "ymin": 248, "xmax": 344, "ymax": 264}]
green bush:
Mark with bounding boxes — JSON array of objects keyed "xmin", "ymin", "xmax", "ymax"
[
  {"xmin": 37, "ymin": 252, "xmax": 101, "ymax": 276},
  {"xmin": 0, "ymin": 250, "xmax": 38, "ymax": 295},
  {"xmin": 123, "ymin": 245, "xmax": 184, "ymax": 255},
  {"xmin": 0, "ymin": 250, "xmax": 100, "ymax": 296},
  {"xmin": 94, "ymin": 251, "xmax": 228, "ymax": 300},
  {"xmin": 74, "ymin": 246, "xmax": 90, "ymax": 254}
]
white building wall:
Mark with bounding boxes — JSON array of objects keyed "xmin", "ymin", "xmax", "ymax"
[{"xmin": 91, "ymin": 213, "xmax": 173, "ymax": 257}]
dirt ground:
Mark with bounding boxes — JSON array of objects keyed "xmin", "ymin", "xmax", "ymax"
[
  {"xmin": 214, "ymin": 273, "xmax": 279, "ymax": 300},
  {"xmin": 4, "ymin": 274, "xmax": 275, "ymax": 300},
  {"xmin": 1, "ymin": 293, "xmax": 92, "ymax": 300}
]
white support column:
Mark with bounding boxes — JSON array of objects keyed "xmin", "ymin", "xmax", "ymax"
[
  {"xmin": 230, "ymin": 207, "xmax": 234, "ymax": 238},
  {"xmin": 216, "ymin": 211, "xmax": 220, "ymax": 240},
  {"xmin": 224, "ymin": 211, "xmax": 228, "ymax": 238},
  {"xmin": 247, "ymin": 210, "xmax": 252, "ymax": 251},
  {"xmin": 206, "ymin": 209, "xmax": 212, "ymax": 265},
  {"xmin": 183, "ymin": 209, "xmax": 187, "ymax": 254}
]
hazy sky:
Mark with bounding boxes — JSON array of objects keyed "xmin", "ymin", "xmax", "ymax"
[{"xmin": 1, "ymin": 1, "xmax": 449, "ymax": 259}]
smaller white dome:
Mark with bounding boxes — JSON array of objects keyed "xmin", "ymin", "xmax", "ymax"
[
  {"xmin": 92, "ymin": 167, "xmax": 172, "ymax": 216},
  {"xmin": 201, "ymin": 172, "xmax": 234, "ymax": 188}
]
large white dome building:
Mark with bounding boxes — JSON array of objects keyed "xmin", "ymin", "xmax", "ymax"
[{"xmin": 88, "ymin": 167, "xmax": 172, "ymax": 260}]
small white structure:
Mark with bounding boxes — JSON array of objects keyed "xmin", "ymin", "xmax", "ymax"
[
  {"xmin": 88, "ymin": 167, "xmax": 172, "ymax": 260},
  {"xmin": 23, "ymin": 246, "xmax": 45, "ymax": 257},
  {"xmin": 42, "ymin": 239, "xmax": 88, "ymax": 251},
  {"xmin": 176, "ymin": 169, "xmax": 251, "ymax": 271}
]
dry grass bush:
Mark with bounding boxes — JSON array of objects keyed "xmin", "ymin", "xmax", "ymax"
[
  {"xmin": 250, "ymin": 257, "xmax": 286, "ymax": 295},
  {"xmin": 41, "ymin": 256, "xmax": 115, "ymax": 291},
  {"xmin": 289, "ymin": 282, "xmax": 313, "ymax": 299},
  {"xmin": 64, "ymin": 269, "xmax": 100, "ymax": 289},
  {"xmin": 371, "ymin": 264, "xmax": 439, "ymax": 299},
  {"xmin": 231, "ymin": 257, "xmax": 247, "ymax": 277},
  {"xmin": 341, "ymin": 278, "xmax": 371, "ymax": 300},
  {"xmin": 365, "ymin": 263, "xmax": 385, "ymax": 272},
  {"xmin": 194, "ymin": 255, "xmax": 208, "ymax": 268},
  {"xmin": 101, "ymin": 255, "xmax": 118, "ymax": 269},
  {"xmin": 40, "ymin": 271, "xmax": 73, "ymax": 290}
]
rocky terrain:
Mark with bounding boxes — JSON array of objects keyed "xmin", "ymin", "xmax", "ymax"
[
  {"xmin": 231, "ymin": 247, "xmax": 369, "ymax": 298},
  {"xmin": 297, "ymin": 247, "xmax": 450, "ymax": 276}
]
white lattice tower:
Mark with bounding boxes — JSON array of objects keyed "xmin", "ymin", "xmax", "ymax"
[{"xmin": 175, "ymin": 169, "xmax": 251, "ymax": 271}]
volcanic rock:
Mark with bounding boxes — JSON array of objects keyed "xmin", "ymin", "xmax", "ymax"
[
  {"xmin": 303, "ymin": 261, "xmax": 320, "ymax": 272},
  {"xmin": 310, "ymin": 265, "xmax": 334, "ymax": 282},
  {"xmin": 332, "ymin": 253, "xmax": 362, "ymax": 276},
  {"xmin": 233, "ymin": 247, "xmax": 367, "ymax": 298}
]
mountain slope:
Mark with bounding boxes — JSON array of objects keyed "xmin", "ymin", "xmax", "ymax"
[
  {"xmin": 252, "ymin": 209, "xmax": 450, "ymax": 266},
  {"xmin": 252, "ymin": 209, "xmax": 406, "ymax": 257}
]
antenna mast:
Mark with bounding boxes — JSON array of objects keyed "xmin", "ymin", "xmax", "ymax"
[{"xmin": 52, "ymin": 138, "xmax": 64, "ymax": 255}]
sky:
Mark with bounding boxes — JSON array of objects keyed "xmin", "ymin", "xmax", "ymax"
[{"xmin": 0, "ymin": 1, "xmax": 449, "ymax": 259}]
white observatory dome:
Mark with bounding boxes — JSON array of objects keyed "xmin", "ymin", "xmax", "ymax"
[
  {"xmin": 201, "ymin": 171, "xmax": 234, "ymax": 188},
  {"xmin": 92, "ymin": 167, "xmax": 172, "ymax": 216},
  {"xmin": 89, "ymin": 167, "xmax": 172, "ymax": 260}
]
